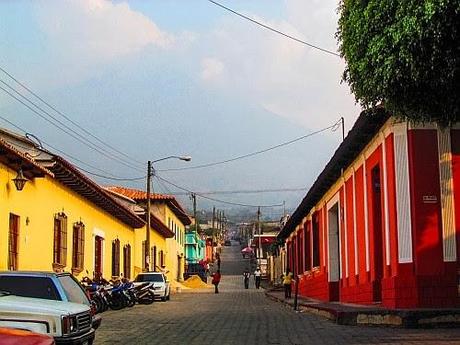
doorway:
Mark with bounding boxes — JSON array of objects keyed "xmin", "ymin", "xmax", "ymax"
[
  {"xmin": 94, "ymin": 236, "xmax": 103, "ymax": 278},
  {"xmin": 8, "ymin": 214, "xmax": 20, "ymax": 271},
  {"xmin": 371, "ymin": 165, "xmax": 384, "ymax": 302},
  {"xmin": 328, "ymin": 203, "xmax": 340, "ymax": 301}
]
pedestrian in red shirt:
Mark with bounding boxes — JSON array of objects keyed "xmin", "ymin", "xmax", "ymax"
[{"xmin": 211, "ymin": 270, "xmax": 221, "ymax": 294}]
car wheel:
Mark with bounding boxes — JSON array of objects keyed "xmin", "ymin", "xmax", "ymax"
[{"xmin": 166, "ymin": 293, "xmax": 170, "ymax": 301}]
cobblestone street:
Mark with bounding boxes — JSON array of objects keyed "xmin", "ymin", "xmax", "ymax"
[{"xmin": 95, "ymin": 244, "xmax": 460, "ymax": 345}]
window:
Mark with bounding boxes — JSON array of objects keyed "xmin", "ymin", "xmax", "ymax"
[
  {"xmin": 8, "ymin": 214, "xmax": 19, "ymax": 271},
  {"xmin": 153, "ymin": 245, "xmax": 157, "ymax": 271},
  {"xmin": 72, "ymin": 222, "xmax": 85, "ymax": 272},
  {"xmin": 123, "ymin": 244, "xmax": 131, "ymax": 279},
  {"xmin": 159, "ymin": 250, "xmax": 164, "ymax": 267},
  {"xmin": 0, "ymin": 276, "xmax": 59, "ymax": 300},
  {"xmin": 305, "ymin": 224, "xmax": 311, "ymax": 271},
  {"xmin": 57, "ymin": 274, "xmax": 90, "ymax": 306},
  {"xmin": 111, "ymin": 239, "xmax": 120, "ymax": 277},
  {"xmin": 312, "ymin": 214, "xmax": 320, "ymax": 268},
  {"xmin": 142, "ymin": 240, "xmax": 148, "ymax": 271},
  {"xmin": 53, "ymin": 213, "xmax": 67, "ymax": 268}
]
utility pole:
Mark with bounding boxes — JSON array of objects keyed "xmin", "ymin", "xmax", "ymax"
[
  {"xmin": 145, "ymin": 160, "xmax": 152, "ymax": 272},
  {"xmin": 257, "ymin": 206, "xmax": 261, "ymax": 265},
  {"xmin": 212, "ymin": 206, "xmax": 216, "ymax": 258},
  {"xmin": 191, "ymin": 193, "xmax": 197, "ymax": 233},
  {"xmin": 341, "ymin": 116, "xmax": 345, "ymax": 141},
  {"xmin": 283, "ymin": 201, "xmax": 286, "ymax": 218}
]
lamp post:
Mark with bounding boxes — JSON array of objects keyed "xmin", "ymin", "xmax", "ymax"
[{"xmin": 145, "ymin": 155, "xmax": 191, "ymax": 272}]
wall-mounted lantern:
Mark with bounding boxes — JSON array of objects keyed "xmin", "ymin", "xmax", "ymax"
[{"xmin": 12, "ymin": 168, "xmax": 27, "ymax": 191}]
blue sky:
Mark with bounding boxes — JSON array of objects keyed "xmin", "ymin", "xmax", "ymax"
[{"xmin": 0, "ymin": 0, "xmax": 360, "ymax": 217}]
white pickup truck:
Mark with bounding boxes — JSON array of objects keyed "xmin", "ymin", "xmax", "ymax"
[{"xmin": 0, "ymin": 291, "xmax": 95, "ymax": 345}]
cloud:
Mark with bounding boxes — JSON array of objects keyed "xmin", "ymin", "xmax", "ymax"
[
  {"xmin": 200, "ymin": 57, "xmax": 225, "ymax": 81},
  {"xmin": 196, "ymin": 0, "xmax": 360, "ymax": 130},
  {"xmin": 34, "ymin": 0, "xmax": 175, "ymax": 84}
]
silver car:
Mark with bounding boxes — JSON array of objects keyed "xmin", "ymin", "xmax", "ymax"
[{"xmin": 134, "ymin": 273, "xmax": 170, "ymax": 301}]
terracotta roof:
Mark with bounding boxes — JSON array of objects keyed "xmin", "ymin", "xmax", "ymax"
[
  {"xmin": 106, "ymin": 186, "xmax": 192, "ymax": 226},
  {"xmin": 0, "ymin": 138, "xmax": 53, "ymax": 179},
  {"xmin": 278, "ymin": 108, "xmax": 391, "ymax": 240},
  {"xmin": 51, "ymin": 157, "xmax": 145, "ymax": 229}
]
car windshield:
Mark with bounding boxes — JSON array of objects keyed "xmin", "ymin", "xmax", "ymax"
[
  {"xmin": 135, "ymin": 274, "xmax": 164, "ymax": 283},
  {"xmin": 57, "ymin": 275, "xmax": 90, "ymax": 306}
]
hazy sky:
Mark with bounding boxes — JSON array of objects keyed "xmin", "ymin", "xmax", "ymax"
[{"xmin": 0, "ymin": 0, "xmax": 360, "ymax": 218}]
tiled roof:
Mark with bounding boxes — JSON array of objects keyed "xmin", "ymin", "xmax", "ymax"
[
  {"xmin": 0, "ymin": 138, "xmax": 54, "ymax": 179},
  {"xmin": 278, "ymin": 108, "xmax": 391, "ymax": 240},
  {"xmin": 51, "ymin": 157, "xmax": 145, "ymax": 229},
  {"xmin": 106, "ymin": 186, "xmax": 192, "ymax": 226}
]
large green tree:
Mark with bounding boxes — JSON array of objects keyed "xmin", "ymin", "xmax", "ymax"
[{"xmin": 337, "ymin": 1, "xmax": 460, "ymax": 125}]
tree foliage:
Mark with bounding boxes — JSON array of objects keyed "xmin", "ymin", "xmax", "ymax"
[{"xmin": 337, "ymin": 1, "xmax": 460, "ymax": 125}]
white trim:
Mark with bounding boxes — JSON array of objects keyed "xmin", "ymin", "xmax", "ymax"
[
  {"xmin": 438, "ymin": 128, "xmax": 457, "ymax": 262},
  {"xmin": 352, "ymin": 169, "xmax": 358, "ymax": 274},
  {"xmin": 363, "ymin": 155, "xmax": 370, "ymax": 271},
  {"xmin": 327, "ymin": 193, "xmax": 341, "ymax": 282},
  {"xmin": 343, "ymin": 177, "xmax": 349, "ymax": 278},
  {"xmin": 322, "ymin": 202, "xmax": 326, "ymax": 267},
  {"xmin": 393, "ymin": 123, "xmax": 413, "ymax": 263},
  {"xmin": 93, "ymin": 228, "xmax": 106, "ymax": 238},
  {"xmin": 380, "ymin": 133, "xmax": 391, "ymax": 266}
]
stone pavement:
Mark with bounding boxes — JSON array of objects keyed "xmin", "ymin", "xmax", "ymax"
[{"xmin": 94, "ymin": 243, "xmax": 460, "ymax": 345}]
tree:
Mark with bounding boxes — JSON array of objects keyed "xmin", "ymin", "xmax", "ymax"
[{"xmin": 337, "ymin": 1, "xmax": 460, "ymax": 125}]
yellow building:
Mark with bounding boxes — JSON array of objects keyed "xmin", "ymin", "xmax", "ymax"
[
  {"xmin": 0, "ymin": 129, "xmax": 145, "ymax": 280},
  {"xmin": 106, "ymin": 186, "xmax": 192, "ymax": 282}
]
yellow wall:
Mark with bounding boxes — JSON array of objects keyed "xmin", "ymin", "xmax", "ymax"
[
  {"xmin": 133, "ymin": 225, "xmax": 167, "ymax": 277},
  {"xmin": 152, "ymin": 202, "xmax": 187, "ymax": 281},
  {"xmin": 0, "ymin": 162, "xmax": 136, "ymax": 280}
]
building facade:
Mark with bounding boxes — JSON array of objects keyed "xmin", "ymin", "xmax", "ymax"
[
  {"xmin": 0, "ymin": 131, "xmax": 145, "ymax": 280},
  {"xmin": 278, "ymin": 109, "xmax": 460, "ymax": 309}
]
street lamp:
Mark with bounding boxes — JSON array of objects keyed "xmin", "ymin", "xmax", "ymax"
[
  {"xmin": 145, "ymin": 155, "xmax": 191, "ymax": 272},
  {"xmin": 13, "ymin": 168, "xmax": 27, "ymax": 191}
]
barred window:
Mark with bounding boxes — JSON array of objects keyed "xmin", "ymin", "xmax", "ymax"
[
  {"xmin": 312, "ymin": 214, "xmax": 320, "ymax": 268},
  {"xmin": 53, "ymin": 213, "xmax": 67, "ymax": 268},
  {"xmin": 72, "ymin": 222, "xmax": 85, "ymax": 272},
  {"xmin": 142, "ymin": 240, "xmax": 148, "ymax": 271},
  {"xmin": 123, "ymin": 244, "xmax": 131, "ymax": 279},
  {"xmin": 8, "ymin": 213, "xmax": 20, "ymax": 271},
  {"xmin": 112, "ymin": 239, "xmax": 120, "ymax": 277},
  {"xmin": 159, "ymin": 250, "xmax": 165, "ymax": 267}
]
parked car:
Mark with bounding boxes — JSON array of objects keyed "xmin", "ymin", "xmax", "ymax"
[
  {"xmin": 224, "ymin": 240, "xmax": 232, "ymax": 246},
  {"xmin": 0, "ymin": 327, "xmax": 55, "ymax": 345},
  {"xmin": 134, "ymin": 272, "xmax": 170, "ymax": 301},
  {"xmin": 0, "ymin": 291, "xmax": 94, "ymax": 344},
  {"xmin": 0, "ymin": 271, "xmax": 101, "ymax": 330}
]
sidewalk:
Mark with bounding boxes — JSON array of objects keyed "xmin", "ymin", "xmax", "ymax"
[{"xmin": 265, "ymin": 288, "xmax": 460, "ymax": 328}]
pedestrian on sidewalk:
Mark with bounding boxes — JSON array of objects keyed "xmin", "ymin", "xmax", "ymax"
[
  {"xmin": 216, "ymin": 253, "xmax": 221, "ymax": 270},
  {"xmin": 282, "ymin": 269, "xmax": 293, "ymax": 299},
  {"xmin": 254, "ymin": 267, "xmax": 261, "ymax": 289},
  {"xmin": 243, "ymin": 269, "xmax": 250, "ymax": 289},
  {"xmin": 211, "ymin": 270, "xmax": 221, "ymax": 294}
]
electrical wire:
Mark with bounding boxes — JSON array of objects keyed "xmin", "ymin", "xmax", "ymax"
[
  {"xmin": 0, "ymin": 114, "xmax": 144, "ymax": 180},
  {"xmin": 0, "ymin": 84, "xmax": 144, "ymax": 173},
  {"xmin": 156, "ymin": 174, "xmax": 284, "ymax": 208},
  {"xmin": 158, "ymin": 119, "xmax": 341, "ymax": 172},
  {"xmin": 208, "ymin": 0, "xmax": 341, "ymax": 57},
  {"xmin": 0, "ymin": 66, "xmax": 144, "ymax": 166},
  {"xmin": 161, "ymin": 187, "xmax": 307, "ymax": 196}
]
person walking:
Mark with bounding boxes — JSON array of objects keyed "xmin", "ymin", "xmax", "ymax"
[
  {"xmin": 211, "ymin": 270, "xmax": 221, "ymax": 294},
  {"xmin": 282, "ymin": 268, "xmax": 293, "ymax": 299},
  {"xmin": 243, "ymin": 269, "xmax": 250, "ymax": 289},
  {"xmin": 254, "ymin": 267, "xmax": 262, "ymax": 289}
]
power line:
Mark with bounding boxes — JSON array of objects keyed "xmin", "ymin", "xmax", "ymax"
[
  {"xmin": 0, "ymin": 114, "xmax": 144, "ymax": 180},
  {"xmin": 156, "ymin": 174, "xmax": 283, "ymax": 208},
  {"xmin": 159, "ymin": 120, "xmax": 341, "ymax": 172},
  {"xmin": 165, "ymin": 187, "xmax": 307, "ymax": 196},
  {"xmin": 0, "ymin": 66, "xmax": 144, "ymax": 166},
  {"xmin": 208, "ymin": 0, "xmax": 341, "ymax": 57},
  {"xmin": 0, "ymin": 84, "xmax": 144, "ymax": 173}
]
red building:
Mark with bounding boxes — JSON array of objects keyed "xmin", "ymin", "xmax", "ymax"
[{"xmin": 278, "ymin": 108, "xmax": 460, "ymax": 309}]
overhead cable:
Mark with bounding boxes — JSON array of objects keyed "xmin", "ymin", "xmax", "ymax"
[
  {"xmin": 156, "ymin": 174, "xmax": 283, "ymax": 208},
  {"xmin": 0, "ymin": 115, "xmax": 144, "ymax": 180},
  {"xmin": 0, "ymin": 66, "xmax": 144, "ymax": 166},
  {"xmin": 159, "ymin": 119, "xmax": 341, "ymax": 172},
  {"xmin": 208, "ymin": 0, "xmax": 341, "ymax": 57},
  {"xmin": 0, "ymin": 84, "xmax": 144, "ymax": 173}
]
